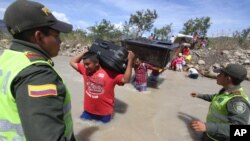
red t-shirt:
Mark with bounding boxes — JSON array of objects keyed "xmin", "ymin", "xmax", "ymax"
[
  {"xmin": 77, "ymin": 63, "xmax": 124, "ymax": 115},
  {"xmin": 134, "ymin": 63, "xmax": 153, "ymax": 84},
  {"xmin": 182, "ymin": 47, "xmax": 190, "ymax": 56}
]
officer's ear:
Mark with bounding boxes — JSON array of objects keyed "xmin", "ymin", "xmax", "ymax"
[
  {"xmin": 33, "ymin": 30, "xmax": 46, "ymax": 45},
  {"xmin": 226, "ymin": 75, "xmax": 233, "ymax": 82}
]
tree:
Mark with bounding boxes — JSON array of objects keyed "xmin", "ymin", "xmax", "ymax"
[
  {"xmin": 88, "ymin": 19, "xmax": 113, "ymax": 39},
  {"xmin": 60, "ymin": 29, "xmax": 87, "ymax": 41},
  {"xmin": 88, "ymin": 19, "xmax": 122, "ymax": 40},
  {"xmin": 129, "ymin": 9, "xmax": 158, "ymax": 37},
  {"xmin": 233, "ymin": 27, "xmax": 250, "ymax": 48},
  {"xmin": 153, "ymin": 23, "xmax": 172, "ymax": 41},
  {"xmin": 122, "ymin": 21, "xmax": 137, "ymax": 39},
  {"xmin": 181, "ymin": 17, "xmax": 211, "ymax": 36},
  {"xmin": 233, "ymin": 27, "xmax": 250, "ymax": 40}
]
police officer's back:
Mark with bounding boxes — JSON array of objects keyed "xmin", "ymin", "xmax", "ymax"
[{"xmin": 0, "ymin": 0, "xmax": 76, "ymax": 140}]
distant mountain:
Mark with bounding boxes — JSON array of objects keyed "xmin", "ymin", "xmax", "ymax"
[{"xmin": 0, "ymin": 19, "xmax": 8, "ymax": 33}]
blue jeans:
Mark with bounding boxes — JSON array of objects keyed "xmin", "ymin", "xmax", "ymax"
[
  {"xmin": 149, "ymin": 74, "xmax": 159, "ymax": 82},
  {"xmin": 134, "ymin": 82, "xmax": 147, "ymax": 92},
  {"xmin": 80, "ymin": 111, "xmax": 112, "ymax": 123}
]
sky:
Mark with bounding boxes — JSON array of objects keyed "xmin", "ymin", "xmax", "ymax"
[{"xmin": 0, "ymin": 0, "xmax": 249, "ymax": 37}]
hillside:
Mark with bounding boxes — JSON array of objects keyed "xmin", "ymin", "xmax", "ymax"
[
  {"xmin": 0, "ymin": 32, "xmax": 249, "ymax": 80},
  {"xmin": 0, "ymin": 19, "xmax": 7, "ymax": 33}
]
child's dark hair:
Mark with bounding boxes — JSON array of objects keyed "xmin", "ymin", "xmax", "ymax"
[
  {"xmin": 136, "ymin": 56, "xmax": 144, "ymax": 61},
  {"xmin": 82, "ymin": 51, "xmax": 99, "ymax": 63}
]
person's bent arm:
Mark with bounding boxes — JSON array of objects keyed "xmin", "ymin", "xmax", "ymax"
[
  {"xmin": 205, "ymin": 97, "xmax": 250, "ymax": 139},
  {"xmin": 191, "ymin": 92, "xmax": 216, "ymax": 102},
  {"xmin": 70, "ymin": 50, "xmax": 87, "ymax": 71},
  {"xmin": 122, "ymin": 51, "xmax": 135, "ymax": 83}
]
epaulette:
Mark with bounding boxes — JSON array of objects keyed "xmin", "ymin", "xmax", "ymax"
[
  {"xmin": 24, "ymin": 51, "xmax": 44, "ymax": 62},
  {"xmin": 230, "ymin": 90, "xmax": 241, "ymax": 95}
]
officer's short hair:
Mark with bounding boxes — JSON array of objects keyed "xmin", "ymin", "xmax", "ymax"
[
  {"xmin": 82, "ymin": 51, "xmax": 99, "ymax": 63},
  {"xmin": 13, "ymin": 27, "xmax": 51, "ymax": 42},
  {"xmin": 223, "ymin": 72, "xmax": 243, "ymax": 85}
]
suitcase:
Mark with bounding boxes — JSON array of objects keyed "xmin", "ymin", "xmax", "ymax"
[{"xmin": 89, "ymin": 39, "xmax": 128, "ymax": 74}]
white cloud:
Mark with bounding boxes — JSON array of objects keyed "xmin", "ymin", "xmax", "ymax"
[
  {"xmin": 52, "ymin": 11, "xmax": 71, "ymax": 24},
  {"xmin": 0, "ymin": 8, "xmax": 6, "ymax": 19},
  {"xmin": 114, "ymin": 22, "xmax": 123, "ymax": 30},
  {"xmin": 74, "ymin": 20, "xmax": 91, "ymax": 29},
  {"xmin": 0, "ymin": 8, "xmax": 5, "ymax": 12}
]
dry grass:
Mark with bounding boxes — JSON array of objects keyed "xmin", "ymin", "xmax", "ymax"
[{"xmin": 208, "ymin": 37, "xmax": 250, "ymax": 50}]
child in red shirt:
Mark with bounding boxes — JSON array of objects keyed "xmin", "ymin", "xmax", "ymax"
[
  {"xmin": 70, "ymin": 50, "xmax": 134, "ymax": 123},
  {"xmin": 175, "ymin": 53, "xmax": 185, "ymax": 71},
  {"xmin": 182, "ymin": 46, "xmax": 190, "ymax": 56}
]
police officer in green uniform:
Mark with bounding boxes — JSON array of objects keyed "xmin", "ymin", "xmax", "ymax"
[
  {"xmin": 190, "ymin": 64, "xmax": 250, "ymax": 141},
  {"xmin": 0, "ymin": 0, "xmax": 76, "ymax": 140}
]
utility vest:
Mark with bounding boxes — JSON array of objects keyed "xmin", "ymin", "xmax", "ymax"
[
  {"xmin": 0, "ymin": 50, "xmax": 73, "ymax": 141},
  {"xmin": 206, "ymin": 88, "xmax": 249, "ymax": 141}
]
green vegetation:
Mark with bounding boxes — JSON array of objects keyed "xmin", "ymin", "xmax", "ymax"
[
  {"xmin": 88, "ymin": 19, "xmax": 122, "ymax": 41},
  {"xmin": 153, "ymin": 23, "xmax": 172, "ymax": 40},
  {"xmin": 0, "ymin": 31, "xmax": 12, "ymax": 40},
  {"xmin": 181, "ymin": 16, "xmax": 211, "ymax": 36},
  {"xmin": 233, "ymin": 27, "xmax": 250, "ymax": 49},
  {"xmin": 0, "ymin": 9, "xmax": 249, "ymax": 49},
  {"xmin": 129, "ymin": 9, "xmax": 158, "ymax": 37}
]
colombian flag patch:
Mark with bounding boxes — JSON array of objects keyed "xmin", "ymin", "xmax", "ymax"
[{"xmin": 28, "ymin": 84, "xmax": 57, "ymax": 97}]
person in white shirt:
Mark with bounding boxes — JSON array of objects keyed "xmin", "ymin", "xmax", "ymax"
[
  {"xmin": 170, "ymin": 35, "xmax": 175, "ymax": 43},
  {"xmin": 187, "ymin": 67, "xmax": 199, "ymax": 79}
]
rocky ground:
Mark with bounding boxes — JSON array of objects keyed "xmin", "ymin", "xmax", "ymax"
[
  {"xmin": 189, "ymin": 48, "xmax": 250, "ymax": 80},
  {"xmin": 1, "ymin": 39, "xmax": 250, "ymax": 80}
]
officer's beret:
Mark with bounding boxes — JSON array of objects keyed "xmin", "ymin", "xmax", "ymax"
[
  {"xmin": 3, "ymin": 0, "xmax": 72, "ymax": 35},
  {"xmin": 215, "ymin": 64, "xmax": 247, "ymax": 80}
]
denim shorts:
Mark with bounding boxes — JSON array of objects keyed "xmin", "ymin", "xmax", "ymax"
[
  {"xmin": 149, "ymin": 74, "xmax": 159, "ymax": 82},
  {"xmin": 80, "ymin": 111, "xmax": 112, "ymax": 123},
  {"xmin": 134, "ymin": 82, "xmax": 147, "ymax": 92}
]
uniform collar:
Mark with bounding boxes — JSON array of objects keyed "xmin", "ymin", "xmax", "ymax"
[
  {"xmin": 219, "ymin": 85, "xmax": 241, "ymax": 94},
  {"xmin": 10, "ymin": 39, "xmax": 54, "ymax": 66}
]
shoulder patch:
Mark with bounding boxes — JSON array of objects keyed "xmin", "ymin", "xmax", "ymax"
[
  {"xmin": 217, "ymin": 97, "xmax": 224, "ymax": 103},
  {"xmin": 232, "ymin": 101, "xmax": 247, "ymax": 114},
  {"xmin": 24, "ymin": 52, "xmax": 44, "ymax": 61},
  {"xmin": 28, "ymin": 84, "xmax": 57, "ymax": 97},
  {"xmin": 230, "ymin": 90, "xmax": 241, "ymax": 95}
]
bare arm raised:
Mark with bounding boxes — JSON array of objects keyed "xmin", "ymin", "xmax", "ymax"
[
  {"xmin": 121, "ymin": 51, "xmax": 135, "ymax": 83},
  {"xmin": 69, "ymin": 49, "xmax": 88, "ymax": 71}
]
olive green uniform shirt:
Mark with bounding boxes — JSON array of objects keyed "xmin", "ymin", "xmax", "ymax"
[
  {"xmin": 9, "ymin": 39, "xmax": 76, "ymax": 141},
  {"xmin": 197, "ymin": 85, "xmax": 250, "ymax": 140}
]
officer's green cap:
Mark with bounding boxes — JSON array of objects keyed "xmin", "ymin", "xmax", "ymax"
[
  {"xmin": 215, "ymin": 64, "xmax": 247, "ymax": 80},
  {"xmin": 3, "ymin": 0, "xmax": 72, "ymax": 35}
]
